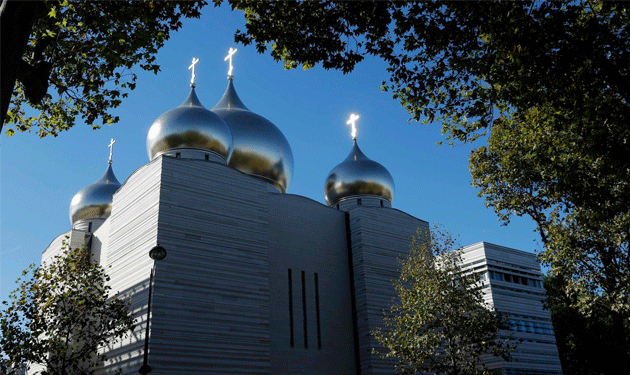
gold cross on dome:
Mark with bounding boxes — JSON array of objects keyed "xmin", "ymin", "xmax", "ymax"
[
  {"xmin": 108, "ymin": 138, "xmax": 116, "ymax": 164},
  {"xmin": 224, "ymin": 47, "xmax": 238, "ymax": 77},
  {"xmin": 189, "ymin": 57, "xmax": 200, "ymax": 86},
  {"xmin": 346, "ymin": 113, "xmax": 360, "ymax": 141}
]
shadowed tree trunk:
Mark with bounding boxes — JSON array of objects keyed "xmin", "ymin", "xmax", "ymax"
[{"xmin": 0, "ymin": 0, "xmax": 45, "ymax": 134}]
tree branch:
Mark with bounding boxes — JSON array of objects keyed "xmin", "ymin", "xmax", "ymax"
[{"xmin": 16, "ymin": 59, "xmax": 53, "ymax": 104}]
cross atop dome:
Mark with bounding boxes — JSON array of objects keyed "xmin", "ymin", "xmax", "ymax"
[
  {"xmin": 225, "ymin": 47, "xmax": 238, "ymax": 78},
  {"xmin": 346, "ymin": 113, "xmax": 359, "ymax": 141},
  {"xmin": 108, "ymin": 138, "xmax": 116, "ymax": 165},
  {"xmin": 189, "ymin": 57, "xmax": 200, "ymax": 87}
]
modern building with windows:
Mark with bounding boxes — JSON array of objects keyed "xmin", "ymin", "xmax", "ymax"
[
  {"xmin": 35, "ymin": 66, "xmax": 562, "ymax": 374},
  {"xmin": 459, "ymin": 242, "xmax": 563, "ymax": 375}
]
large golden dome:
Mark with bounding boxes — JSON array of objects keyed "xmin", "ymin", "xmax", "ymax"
[
  {"xmin": 324, "ymin": 140, "xmax": 395, "ymax": 206},
  {"xmin": 69, "ymin": 163, "xmax": 121, "ymax": 226},
  {"xmin": 146, "ymin": 87, "xmax": 233, "ymax": 162},
  {"xmin": 212, "ymin": 78, "xmax": 293, "ymax": 193}
]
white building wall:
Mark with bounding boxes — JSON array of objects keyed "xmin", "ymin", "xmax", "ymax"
[
  {"xmin": 153, "ymin": 156, "xmax": 271, "ymax": 374},
  {"xmin": 96, "ymin": 156, "xmax": 275, "ymax": 374},
  {"xmin": 41, "ymin": 229, "xmax": 90, "ymax": 265},
  {"xmin": 91, "ymin": 218, "xmax": 110, "ymax": 265},
  {"xmin": 100, "ymin": 157, "xmax": 163, "ymax": 374},
  {"xmin": 460, "ymin": 242, "xmax": 563, "ymax": 375},
  {"xmin": 346, "ymin": 205, "xmax": 428, "ymax": 375},
  {"xmin": 39, "ymin": 153, "xmax": 564, "ymax": 375},
  {"xmin": 268, "ymin": 193, "xmax": 357, "ymax": 374}
]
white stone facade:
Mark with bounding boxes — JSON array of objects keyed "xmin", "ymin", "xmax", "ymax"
[
  {"xmin": 38, "ymin": 157, "xmax": 563, "ymax": 374},
  {"xmin": 459, "ymin": 242, "xmax": 563, "ymax": 375},
  {"xmin": 41, "ymin": 155, "xmax": 424, "ymax": 374}
]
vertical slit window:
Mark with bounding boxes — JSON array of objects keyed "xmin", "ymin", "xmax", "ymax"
[
  {"xmin": 301, "ymin": 270, "xmax": 308, "ymax": 348},
  {"xmin": 205, "ymin": 154, "xmax": 209, "ymax": 161},
  {"xmin": 357, "ymin": 198, "xmax": 362, "ymax": 205},
  {"xmin": 88, "ymin": 221, "xmax": 92, "ymax": 232},
  {"xmin": 288, "ymin": 269, "xmax": 294, "ymax": 347},
  {"xmin": 314, "ymin": 273, "xmax": 321, "ymax": 349}
]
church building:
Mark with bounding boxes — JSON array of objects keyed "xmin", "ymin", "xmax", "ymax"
[{"xmin": 37, "ymin": 54, "xmax": 561, "ymax": 375}]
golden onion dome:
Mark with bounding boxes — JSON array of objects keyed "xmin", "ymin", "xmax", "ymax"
[
  {"xmin": 324, "ymin": 140, "xmax": 395, "ymax": 206},
  {"xmin": 211, "ymin": 78, "xmax": 294, "ymax": 193},
  {"xmin": 69, "ymin": 163, "xmax": 122, "ymax": 226},
  {"xmin": 146, "ymin": 87, "xmax": 233, "ymax": 162}
]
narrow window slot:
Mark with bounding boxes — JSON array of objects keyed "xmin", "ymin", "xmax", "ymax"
[
  {"xmin": 357, "ymin": 198, "xmax": 362, "ymax": 205},
  {"xmin": 288, "ymin": 269, "xmax": 294, "ymax": 347},
  {"xmin": 301, "ymin": 270, "xmax": 308, "ymax": 348},
  {"xmin": 314, "ymin": 273, "xmax": 322, "ymax": 349}
]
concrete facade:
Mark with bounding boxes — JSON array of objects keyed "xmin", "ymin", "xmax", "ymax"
[
  {"xmin": 37, "ymin": 157, "xmax": 563, "ymax": 374},
  {"xmin": 40, "ymin": 156, "xmax": 424, "ymax": 374},
  {"xmin": 459, "ymin": 242, "xmax": 563, "ymax": 375}
]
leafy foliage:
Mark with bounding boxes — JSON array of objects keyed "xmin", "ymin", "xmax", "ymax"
[
  {"xmin": 470, "ymin": 108, "xmax": 630, "ymax": 314},
  {"xmin": 5, "ymin": 0, "xmax": 206, "ymax": 137},
  {"xmin": 229, "ymin": 1, "xmax": 629, "ymax": 141},
  {"xmin": 373, "ymin": 226, "xmax": 513, "ymax": 375},
  {"xmin": 0, "ymin": 242, "xmax": 135, "ymax": 375},
  {"xmin": 469, "ymin": 103, "xmax": 630, "ymax": 367}
]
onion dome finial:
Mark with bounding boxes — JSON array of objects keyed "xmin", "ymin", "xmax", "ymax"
[
  {"xmin": 146, "ymin": 58, "xmax": 233, "ymax": 162},
  {"xmin": 224, "ymin": 47, "xmax": 238, "ymax": 79},
  {"xmin": 346, "ymin": 113, "xmax": 359, "ymax": 141},
  {"xmin": 324, "ymin": 116, "xmax": 394, "ymax": 207},
  {"xmin": 69, "ymin": 142, "xmax": 123, "ymax": 229},
  {"xmin": 188, "ymin": 57, "xmax": 200, "ymax": 88},
  {"xmin": 107, "ymin": 138, "xmax": 116, "ymax": 164}
]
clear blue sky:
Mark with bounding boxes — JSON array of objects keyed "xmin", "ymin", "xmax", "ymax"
[{"xmin": 0, "ymin": 5, "xmax": 541, "ymax": 300}]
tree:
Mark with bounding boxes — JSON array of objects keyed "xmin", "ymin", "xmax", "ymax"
[
  {"xmin": 1, "ymin": 0, "xmax": 207, "ymax": 137},
  {"xmin": 544, "ymin": 274, "xmax": 628, "ymax": 375},
  {"xmin": 226, "ymin": 0, "xmax": 630, "ymax": 366},
  {"xmin": 373, "ymin": 227, "xmax": 513, "ymax": 375},
  {"xmin": 0, "ymin": 242, "xmax": 135, "ymax": 375},
  {"xmin": 469, "ymin": 108, "xmax": 630, "ymax": 369},
  {"xmin": 228, "ymin": 1, "xmax": 628, "ymax": 141}
]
